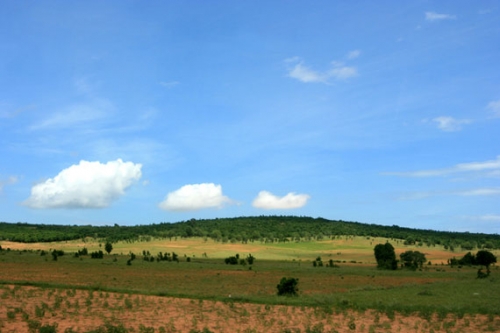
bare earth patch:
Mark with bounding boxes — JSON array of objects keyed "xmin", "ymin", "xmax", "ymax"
[{"xmin": 1, "ymin": 285, "xmax": 499, "ymax": 333}]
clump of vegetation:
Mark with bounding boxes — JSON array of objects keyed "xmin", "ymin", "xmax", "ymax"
[
  {"xmin": 277, "ymin": 277, "xmax": 299, "ymax": 296},
  {"xmin": 400, "ymin": 250, "xmax": 426, "ymax": 270},
  {"xmin": 51, "ymin": 249, "xmax": 64, "ymax": 261},
  {"xmin": 312, "ymin": 256, "xmax": 323, "ymax": 267},
  {"xmin": 90, "ymin": 250, "xmax": 104, "ymax": 259},
  {"xmin": 448, "ymin": 249, "xmax": 497, "ymax": 277},
  {"xmin": 224, "ymin": 253, "xmax": 255, "ymax": 266}
]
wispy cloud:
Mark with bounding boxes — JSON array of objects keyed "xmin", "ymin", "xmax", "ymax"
[
  {"xmin": 425, "ymin": 11, "xmax": 457, "ymax": 21},
  {"xmin": 285, "ymin": 54, "xmax": 358, "ymax": 84},
  {"xmin": 432, "ymin": 116, "xmax": 471, "ymax": 132},
  {"xmin": 158, "ymin": 183, "xmax": 233, "ymax": 212},
  {"xmin": 456, "ymin": 188, "xmax": 500, "ymax": 196},
  {"xmin": 29, "ymin": 99, "xmax": 113, "ymax": 131},
  {"xmin": 252, "ymin": 191, "xmax": 310, "ymax": 209},
  {"xmin": 0, "ymin": 176, "xmax": 18, "ymax": 193},
  {"xmin": 487, "ymin": 100, "xmax": 500, "ymax": 118},
  {"xmin": 346, "ymin": 50, "xmax": 361, "ymax": 59},
  {"xmin": 160, "ymin": 81, "xmax": 180, "ymax": 89},
  {"xmin": 383, "ymin": 156, "xmax": 500, "ymax": 177},
  {"xmin": 398, "ymin": 188, "xmax": 500, "ymax": 200}
]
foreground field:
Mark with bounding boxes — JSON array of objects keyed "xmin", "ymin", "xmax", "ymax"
[
  {"xmin": 1, "ymin": 237, "xmax": 499, "ymax": 332},
  {"xmin": 1, "ymin": 284, "xmax": 499, "ymax": 333}
]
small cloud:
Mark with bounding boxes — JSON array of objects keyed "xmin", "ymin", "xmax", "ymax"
[
  {"xmin": 252, "ymin": 191, "xmax": 310, "ymax": 210},
  {"xmin": 486, "ymin": 100, "xmax": 500, "ymax": 117},
  {"xmin": 23, "ymin": 159, "xmax": 142, "ymax": 209},
  {"xmin": 160, "ymin": 81, "xmax": 180, "ymax": 89},
  {"xmin": 0, "ymin": 176, "xmax": 18, "ymax": 192},
  {"xmin": 432, "ymin": 116, "xmax": 471, "ymax": 132},
  {"xmin": 346, "ymin": 50, "xmax": 361, "ymax": 59},
  {"xmin": 287, "ymin": 62, "xmax": 326, "ymax": 83},
  {"xmin": 286, "ymin": 57, "xmax": 358, "ymax": 84},
  {"xmin": 158, "ymin": 183, "xmax": 233, "ymax": 212},
  {"xmin": 425, "ymin": 11, "xmax": 457, "ymax": 21}
]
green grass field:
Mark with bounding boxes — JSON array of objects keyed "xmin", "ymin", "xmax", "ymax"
[{"xmin": 1, "ymin": 237, "xmax": 499, "ymax": 318}]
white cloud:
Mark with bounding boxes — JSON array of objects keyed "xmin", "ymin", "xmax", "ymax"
[
  {"xmin": 286, "ymin": 57, "xmax": 357, "ymax": 83},
  {"xmin": 24, "ymin": 159, "xmax": 142, "ymax": 209},
  {"xmin": 252, "ymin": 191, "xmax": 310, "ymax": 210},
  {"xmin": 0, "ymin": 176, "xmax": 18, "ymax": 192},
  {"xmin": 287, "ymin": 62, "xmax": 326, "ymax": 83},
  {"xmin": 384, "ymin": 155, "xmax": 500, "ymax": 177},
  {"xmin": 486, "ymin": 100, "xmax": 500, "ymax": 117},
  {"xmin": 425, "ymin": 12, "xmax": 456, "ymax": 21},
  {"xmin": 158, "ymin": 183, "xmax": 232, "ymax": 212},
  {"xmin": 432, "ymin": 116, "xmax": 471, "ymax": 132}
]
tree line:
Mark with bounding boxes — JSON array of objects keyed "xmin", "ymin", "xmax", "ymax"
[{"xmin": 1, "ymin": 216, "xmax": 499, "ymax": 250}]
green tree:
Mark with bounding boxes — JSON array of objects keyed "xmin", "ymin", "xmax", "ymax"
[
  {"xmin": 104, "ymin": 241, "xmax": 113, "ymax": 255},
  {"xmin": 277, "ymin": 277, "xmax": 299, "ymax": 296},
  {"xmin": 400, "ymin": 250, "xmax": 426, "ymax": 269},
  {"xmin": 247, "ymin": 254, "xmax": 255, "ymax": 265},
  {"xmin": 374, "ymin": 242, "xmax": 397, "ymax": 270},
  {"xmin": 476, "ymin": 250, "xmax": 497, "ymax": 273}
]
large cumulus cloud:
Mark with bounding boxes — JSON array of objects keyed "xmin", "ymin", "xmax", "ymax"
[
  {"xmin": 24, "ymin": 159, "xmax": 142, "ymax": 209},
  {"xmin": 252, "ymin": 191, "xmax": 310, "ymax": 210},
  {"xmin": 159, "ymin": 183, "xmax": 232, "ymax": 212}
]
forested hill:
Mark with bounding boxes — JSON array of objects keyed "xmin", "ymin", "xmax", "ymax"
[{"xmin": 1, "ymin": 216, "xmax": 499, "ymax": 250}]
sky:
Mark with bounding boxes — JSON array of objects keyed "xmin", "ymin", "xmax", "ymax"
[{"xmin": 1, "ymin": 1, "xmax": 499, "ymax": 233}]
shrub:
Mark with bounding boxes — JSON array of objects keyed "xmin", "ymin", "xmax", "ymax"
[
  {"xmin": 91, "ymin": 250, "xmax": 104, "ymax": 259},
  {"xmin": 277, "ymin": 277, "xmax": 299, "ymax": 296},
  {"xmin": 39, "ymin": 323, "xmax": 58, "ymax": 333}
]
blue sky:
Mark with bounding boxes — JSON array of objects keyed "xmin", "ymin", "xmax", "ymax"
[{"xmin": 1, "ymin": 1, "xmax": 499, "ymax": 233}]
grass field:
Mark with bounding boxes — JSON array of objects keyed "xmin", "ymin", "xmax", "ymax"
[{"xmin": 1, "ymin": 237, "xmax": 499, "ymax": 332}]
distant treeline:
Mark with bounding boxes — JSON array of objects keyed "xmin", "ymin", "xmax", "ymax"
[{"xmin": 1, "ymin": 216, "xmax": 499, "ymax": 250}]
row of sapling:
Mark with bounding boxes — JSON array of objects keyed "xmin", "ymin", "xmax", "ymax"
[
  {"xmin": 312, "ymin": 256, "xmax": 340, "ymax": 268},
  {"xmin": 142, "ymin": 251, "xmax": 179, "ymax": 262},
  {"xmin": 224, "ymin": 253, "xmax": 255, "ymax": 266}
]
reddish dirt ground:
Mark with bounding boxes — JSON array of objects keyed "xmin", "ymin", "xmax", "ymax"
[{"xmin": 1, "ymin": 285, "xmax": 499, "ymax": 333}]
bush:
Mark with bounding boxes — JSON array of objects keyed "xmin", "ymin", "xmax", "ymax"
[
  {"xmin": 224, "ymin": 256, "xmax": 238, "ymax": 265},
  {"xmin": 277, "ymin": 277, "xmax": 299, "ymax": 296},
  {"xmin": 39, "ymin": 323, "xmax": 58, "ymax": 333},
  {"xmin": 91, "ymin": 250, "xmax": 104, "ymax": 259}
]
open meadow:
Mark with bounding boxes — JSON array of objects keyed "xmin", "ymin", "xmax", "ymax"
[{"xmin": 1, "ymin": 237, "xmax": 499, "ymax": 332}]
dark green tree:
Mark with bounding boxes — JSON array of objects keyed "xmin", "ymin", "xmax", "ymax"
[
  {"xmin": 277, "ymin": 277, "xmax": 299, "ymax": 296},
  {"xmin": 374, "ymin": 242, "xmax": 397, "ymax": 270},
  {"xmin": 476, "ymin": 250, "xmax": 497, "ymax": 273},
  {"xmin": 400, "ymin": 250, "xmax": 426, "ymax": 269},
  {"xmin": 104, "ymin": 241, "xmax": 113, "ymax": 255},
  {"xmin": 247, "ymin": 254, "xmax": 255, "ymax": 265}
]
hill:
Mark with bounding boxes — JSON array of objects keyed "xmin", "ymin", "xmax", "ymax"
[{"xmin": 1, "ymin": 216, "xmax": 499, "ymax": 250}]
